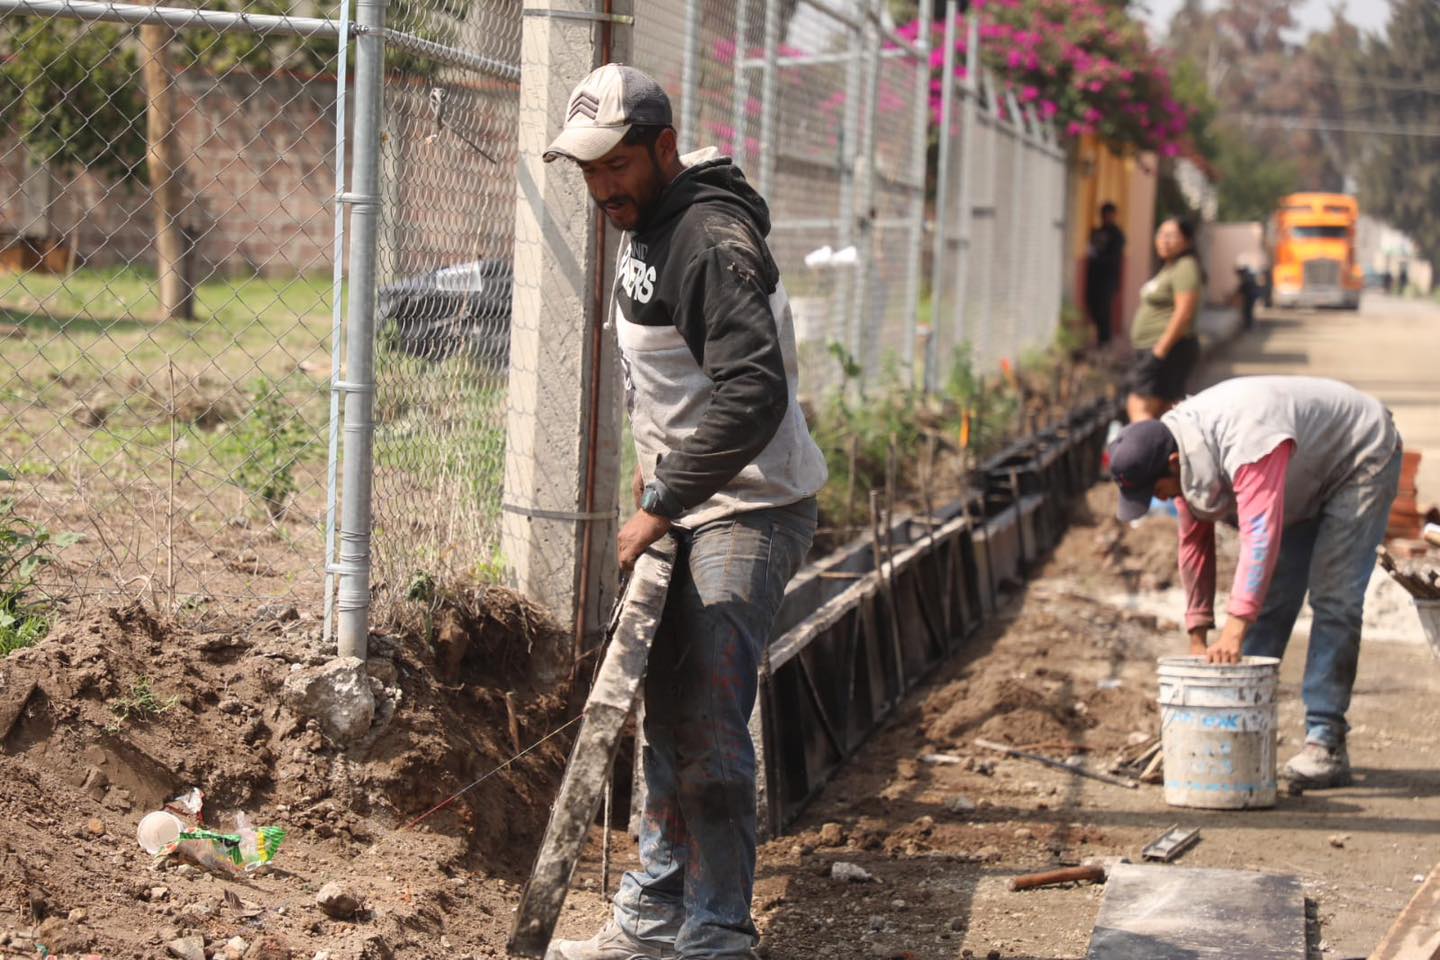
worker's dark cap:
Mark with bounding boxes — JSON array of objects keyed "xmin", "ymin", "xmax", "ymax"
[{"xmin": 1109, "ymin": 419, "xmax": 1179, "ymax": 522}]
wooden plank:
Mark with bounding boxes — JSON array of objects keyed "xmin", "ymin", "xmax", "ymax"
[
  {"xmin": 1370, "ymin": 864, "xmax": 1440, "ymax": 960},
  {"xmin": 508, "ymin": 537, "xmax": 677, "ymax": 958},
  {"xmin": 1088, "ymin": 864, "xmax": 1306, "ymax": 960}
]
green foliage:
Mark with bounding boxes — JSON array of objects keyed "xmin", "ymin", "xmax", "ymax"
[
  {"xmin": 809, "ymin": 342, "xmax": 1036, "ymax": 535},
  {"xmin": 1213, "ymin": 128, "xmax": 1300, "ymax": 222},
  {"xmin": 175, "ymin": 0, "xmax": 339, "ymax": 74},
  {"xmin": 226, "ymin": 379, "xmax": 313, "ymax": 521},
  {"xmin": 0, "ymin": 467, "xmax": 81, "ymax": 657},
  {"xmin": 107, "ymin": 675, "xmax": 179, "ymax": 731},
  {"xmin": 0, "ymin": 18, "xmax": 145, "ymax": 181}
]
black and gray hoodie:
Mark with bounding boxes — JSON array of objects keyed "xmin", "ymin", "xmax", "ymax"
[{"xmin": 616, "ymin": 147, "xmax": 827, "ymax": 528}]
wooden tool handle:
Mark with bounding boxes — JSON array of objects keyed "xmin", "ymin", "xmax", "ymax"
[{"xmin": 1007, "ymin": 865, "xmax": 1106, "ymax": 892}]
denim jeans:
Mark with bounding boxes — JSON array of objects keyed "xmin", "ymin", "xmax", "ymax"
[
  {"xmin": 1243, "ymin": 447, "xmax": 1402, "ymax": 747},
  {"xmin": 613, "ymin": 499, "xmax": 816, "ymax": 959}
]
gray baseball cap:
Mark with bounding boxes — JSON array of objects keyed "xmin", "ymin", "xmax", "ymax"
[{"xmin": 543, "ymin": 63, "xmax": 673, "ymax": 163}]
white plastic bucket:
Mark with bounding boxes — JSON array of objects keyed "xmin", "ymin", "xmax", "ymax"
[
  {"xmin": 1416, "ymin": 600, "xmax": 1440, "ymax": 663},
  {"xmin": 1157, "ymin": 656, "xmax": 1280, "ymax": 809}
]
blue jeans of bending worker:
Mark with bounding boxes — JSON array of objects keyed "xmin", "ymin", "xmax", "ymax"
[
  {"xmin": 613, "ymin": 499, "xmax": 816, "ymax": 959},
  {"xmin": 1243, "ymin": 447, "xmax": 1402, "ymax": 748}
]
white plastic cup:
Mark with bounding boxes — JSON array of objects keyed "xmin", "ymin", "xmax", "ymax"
[{"xmin": 136, "ymin": 811, "xmax": 184, "ymax": 854}]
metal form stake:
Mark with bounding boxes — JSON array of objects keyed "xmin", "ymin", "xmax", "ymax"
[
  {"xmin": 679, "ymin": 0, "xmax": 701, "ymax": 153},
  {"xmin": 901, "ymin": 0, "xmax": 933, "ymax": 387},
  {"xmin": 756, "ymin": 0, "xmax": 780, "ymax": 199},
  {"xmin": 929, "ymin": 0, "xmax": 959, "ymax": 392},
  {"xmin": 322, "ymin": 0, "xmax": 354, "ymax": 643},
  {"xmin": 334, "ymin": 0, "xmax": 387, "ymax": 659}
]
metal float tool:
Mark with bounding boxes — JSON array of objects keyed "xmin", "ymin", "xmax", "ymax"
[
  {"xmin": 509, "ymin": 537, "xmax": 676, "ymax": 958},
  {"xmin": 1141, "ymin": 825, "xmax": 1200, "ymax": 862}
]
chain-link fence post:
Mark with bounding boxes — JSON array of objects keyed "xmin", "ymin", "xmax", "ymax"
[
  {"xmin": 334, "ymin": 0, "xmax": 387, "ymax": 659},
  {"xmin": 902, "ymin": 0, "xmax": 932, "ymax": 388},
  {"xmin": 928, "ymin": 0, "xmax": 959, "ymax": 392},
  {"xmin": 500, "ymin": 1, "xmax": 608, "ymax": 682},
  {"xmin": 323, "ymin": 0, "xmax": 354, "ymax": 644},
  {"xmin": 848, "ymin": 3, "xmax": 880, "ymax": 382},
  {"xmin": 953, "ymin": 14, "xmax": 980, "ymax": 358},
  {"xmin": 756, "ymin": 0, "xmax": 780, "ymax": 199},
  {"xmin": 679, "ymin": 0, "xmax": 701, "ymax": 154}
]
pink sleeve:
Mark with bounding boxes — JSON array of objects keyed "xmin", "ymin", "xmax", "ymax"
[
  {"xmin": 1176, "ymin": 497, "xmax": 1216, "ymax": 631},
  {"xmin": 1227, "ymin": 440, "xmax": 1295, "ymax": 622}
]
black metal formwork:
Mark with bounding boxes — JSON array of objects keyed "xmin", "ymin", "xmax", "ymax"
[{"xmin": 754, "ymin": 399, "xmax": 1115, "ymax": 836}]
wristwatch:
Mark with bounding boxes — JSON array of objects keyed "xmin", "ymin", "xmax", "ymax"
[{"xmin": 639, "ymin": 481, "xmax": 682, "ymax": 520}]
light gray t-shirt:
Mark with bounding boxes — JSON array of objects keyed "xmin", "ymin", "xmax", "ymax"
[{"xmin": 1162, "ymin": 376, "xmax": 1400, "ymax": 525}]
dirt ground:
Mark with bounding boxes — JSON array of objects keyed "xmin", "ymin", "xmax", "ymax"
[
  {"xmin": 552, "ymin": 486, "xmax": 1440, "ymax": 960},
  {"xmin": 2, "ymin": 483, "xmax": 1437, "ymax": 960}
]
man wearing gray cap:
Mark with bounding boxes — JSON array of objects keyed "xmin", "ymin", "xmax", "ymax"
[
  {"xmin": 1107, "ymin": 376, "xmax": 1401, "ymax": 788},
  {"xmin": 542, "ymin": 64, "xmax": 827, "ymax": 960}
]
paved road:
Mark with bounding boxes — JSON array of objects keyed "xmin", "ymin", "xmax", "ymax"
[{"xmin": 1198, "ymin": 292, "xmax": 1440, "ymax": 508}]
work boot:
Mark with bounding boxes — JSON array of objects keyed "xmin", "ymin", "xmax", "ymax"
[
  {"xmin": 1283, "ymin": 741, "xmax": 1352, "ymax": 788},
  {"xmin": 544, "ymin": 923, "xmax": 676, "ymax": 960}
]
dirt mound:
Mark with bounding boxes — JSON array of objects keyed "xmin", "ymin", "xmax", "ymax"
[
  {"xmin": 1045, "ymin": 484, "xmax": 1238, "ymax": 594},
  {"xmin": 0, "ymin": 591, "xmax": 576, "ymax": 958}
]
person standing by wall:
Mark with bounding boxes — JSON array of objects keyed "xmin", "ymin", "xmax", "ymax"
[
  {"xmin": 1127, "ymin": 217, "xmax": 1203, "ymax": 422},
  {"xmin": 540, "ymin": 64, "xmax": 828, "ymax": 960},
  {"xmin": 1085, "ymin": 201, "xmax": 1126, "ymax": 348}
]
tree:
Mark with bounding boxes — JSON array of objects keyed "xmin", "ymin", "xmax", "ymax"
[
  {"xmin": 0, "ymin": 18, "xmax": 145, "ymax": 181},
  {"xmin": 1161, "ymin": 0, "xmax": 1368, "ymax": 195},
  {"xmin": 141, "ymin": 24, "xmax": 193, "ymax": 321},
  {"xmin": 1354, "ymin": 0, "xmax": 1440, "ymax": 259}
]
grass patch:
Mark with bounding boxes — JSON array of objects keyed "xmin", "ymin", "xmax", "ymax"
[
  {"xmin": 1, "ymin": 466, "xmax": 80, "ymax": 655},
  {"xmin": 106, "ymin": 675, "xmax": 179, "ymax": 731}
]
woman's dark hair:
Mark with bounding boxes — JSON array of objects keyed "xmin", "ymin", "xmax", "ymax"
[
  {"xmin": 1163, "ymin": 216, "xmax": 1205, "ymax": 282},
  {"xmin": 1167, "ymin": 216, "xmax": 1197, "ymax": 247}
]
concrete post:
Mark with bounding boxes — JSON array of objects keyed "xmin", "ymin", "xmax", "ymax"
[
  {"xmin": 501, "ymin": 2, "xmax": 616, "ymax": 682},
  {"xmin": 902, "ymin": 0, "xmax": 933, "ymax": 388}
]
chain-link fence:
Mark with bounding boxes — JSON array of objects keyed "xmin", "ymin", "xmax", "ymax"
[
  {"xmin": 0, "ymin": 2, "xmax": 343, "ymax": 619},
  {"xmin": 1, "ymin": 0, "xmax": 1071, "ymax": 647},
  {"xmin": 368, "ymin": 0, "xmax": 520, "ymax": 607},
  {"xmin": 928, "ymin": 12, "xmax": 1067, "ymax": 383}
]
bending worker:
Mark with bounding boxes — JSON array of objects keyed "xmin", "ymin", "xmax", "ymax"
[
  {"xmin": 541, "ymin": 65, "xmax": 827, "ymax": 960},
  {"xmin": 1108, "ymin": 376, "xmax": 1401, "ymax": 788}
]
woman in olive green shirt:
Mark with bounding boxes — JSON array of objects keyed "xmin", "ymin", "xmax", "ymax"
[{"xmin": 1128, "ymin": 217, "xmax": 1203, "ymax": 421}]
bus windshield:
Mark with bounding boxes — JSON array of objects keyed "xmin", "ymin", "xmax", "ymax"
[{"xmin": 1289, "ymin": 225, "xmax": 1349, "ymax": 239}]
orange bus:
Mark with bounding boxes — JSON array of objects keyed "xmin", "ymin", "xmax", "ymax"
[{"xmin": 1266, "ymin": 192, "xmax": 1363, "ymax": 310}]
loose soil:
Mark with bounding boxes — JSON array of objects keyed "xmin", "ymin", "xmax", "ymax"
[{"xmin": 3, "ymin": 485, "xmax": 1437, "ymax": 960}]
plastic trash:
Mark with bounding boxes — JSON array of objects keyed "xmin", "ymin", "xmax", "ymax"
[
  {"xmin": 137, "ymin": 786, "xmax": 285, "ymax": 872},
  {"xmin": 136, "ymin": 811, "xmax": 185, "ymax": 855}
]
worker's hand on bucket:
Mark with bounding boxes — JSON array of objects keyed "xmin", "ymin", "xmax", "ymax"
[
  {"xmin": 1188, "ymin": 628, "xmax": 1209, "ymax": 657},
  {"xmin": 1205, "ymin": 618, "xmax": 1249, "ymax": 665}
]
